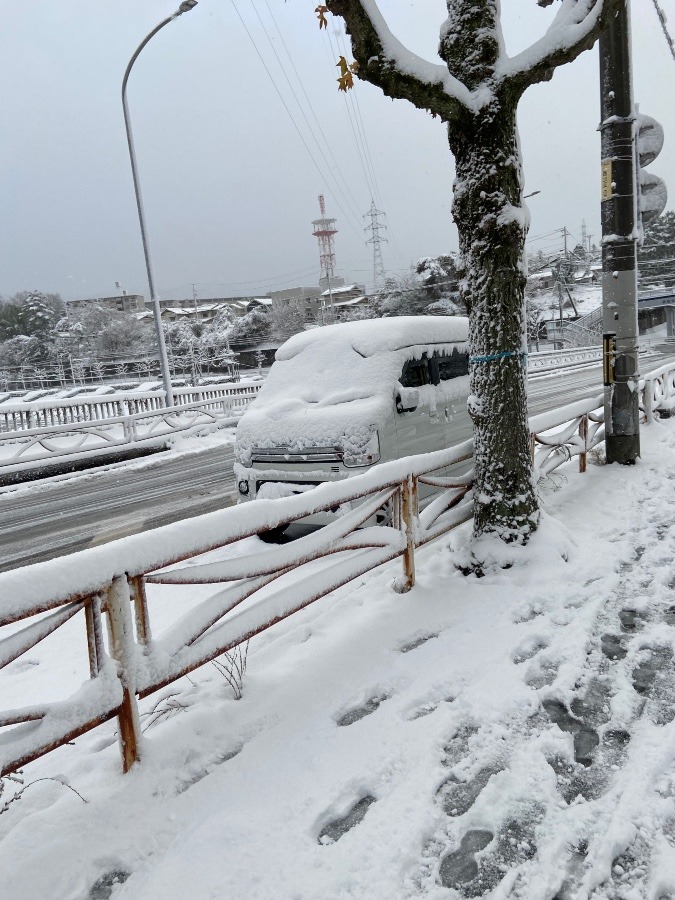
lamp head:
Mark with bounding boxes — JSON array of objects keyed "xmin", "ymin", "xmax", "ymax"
[{"xmin": 177, "ymin": 0, "xmax": 198, "ymax": 14}]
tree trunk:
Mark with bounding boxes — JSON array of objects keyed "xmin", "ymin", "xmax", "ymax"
[{"xmin": 448, "ymin": 96, "xmax": 539, "ymax": 543}]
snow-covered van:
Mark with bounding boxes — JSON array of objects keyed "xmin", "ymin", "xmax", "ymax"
[{"xmin": 234, "ymin": 316, "xmax": 470, "ymax": 520}]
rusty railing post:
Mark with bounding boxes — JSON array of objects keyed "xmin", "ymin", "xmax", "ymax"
[
  {"xmin": 579, "ymin": 414, "xmax": 588, "ymax": 473},
  {"xmin": 105, "ymin": 575, "xmax": 142, "ymax": 772},
  {"xmin": 129, "ymin": 575, "xmax": 152, "ymax": 647},
  {"xmin": 395, "ymin": 475, "xmax": 416, "ymax": 593},
  {"xmin": 84, "ymin": 593, "xmax": 105, "ymax": 679}
]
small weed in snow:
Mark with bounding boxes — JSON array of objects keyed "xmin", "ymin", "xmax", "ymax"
[
  {"xmin": 212, "ymin": 640, "xmax": 250, "ymax": 700},
  {"xmin": 0, "ymin": 769, "xmax": 87, "ymax": 814},
  {"xmin": 142, "ymin": 692, "xmax": 191, "ymax": 733}
]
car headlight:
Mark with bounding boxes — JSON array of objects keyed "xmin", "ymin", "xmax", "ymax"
[
  {"xmin": 238, "ymin": 479, "xmax": 250, "ymax": 495},
  {"xmin": 343, "ymin": 431, "xmax": 380, "ymax": 468}
]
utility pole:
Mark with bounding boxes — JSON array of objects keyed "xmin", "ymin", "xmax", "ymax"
[{"xmin": 599, "ymin": 0, "xmax": 640, "ymax": 464}]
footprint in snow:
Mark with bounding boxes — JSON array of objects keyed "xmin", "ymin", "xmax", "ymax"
[
  {"xmin": 601, "ymin": 633, "xmax": 627, "ymax": 660},
  {"xmin": 632, "ymin": 646, "xmax": 674, "ymax": 695},
  {"xmin": 407, "ymin": 694, "xmax": 455, "ymax": 721},
  {"xmin": 512, "ymin": 635, "xmax": 549, "ymax": 664},
  {"xmin": 335, "ymin": 694, "xmax": 388, "ymax": 727},
  {"xmin": 542, "ymin": 698, "xmax": 601, "ymax": 768},
  {"xmin": 317, "ymin": 795, "xmax": 377, "ymax": 844},
  {"xmin": 438, "ymin": 829, "xmax": 494, "ymax": 889},
  {"xmin": 89, "ymin": 870, "xmax": 131, "ymax": 899},
  {"xmin": 397, "ymin": 632, "xmax": 438, "ymax": 653},
  {"xmin": 437, "ymin": 765, "xmax": 501, "ymax": 818},
  {"xmin": 524, "ymin": 658, "xmax": 559, "ymax": 689},
  {"xmin": 440, "ymin": 818, "xmax": 538, "ymax": 896},
  {"xmin": 619, "ymin": 608, "xmax": 646, "ymax": 633},
  {"xmin": 174, "ymin": 744, "xmax": 243, "ymax": 795}
]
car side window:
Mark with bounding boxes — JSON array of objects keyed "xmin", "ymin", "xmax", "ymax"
[
  {"xmin": 400, "ymin": 357, "xmax": 429, "ymax": 388},
  {"xmin": 436, "ymin": 347, "xmax": 469, "ymax": 381}
]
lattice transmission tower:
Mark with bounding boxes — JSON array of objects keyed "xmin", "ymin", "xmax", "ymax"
[
  {"xmin": 364, "ymin": 200, "xmax": 387, "ymax": 290},
  {"xmin": 312, "ymin": 195, "xmax": 339, "ymax": 284},
  {"xmin": 312, "ymin": 195, "xmax": 339, "ymax": 321}
]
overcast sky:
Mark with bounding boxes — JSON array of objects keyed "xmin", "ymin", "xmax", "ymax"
[{"xmin": 1, "ymin": 1, "xmax": 673, "ymax": 302}]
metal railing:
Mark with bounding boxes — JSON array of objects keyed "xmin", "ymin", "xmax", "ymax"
[
  {"xmin": 528, "ymin": 345, "xmax": 601, "ymax": 372},
  {"xmin": 0, "ymin": 392, "xmax": 609, "ymax": 778},
  {"xmin": 0, "ymin": 385, "xmax": 262, "ymax": 472},
  {"xmin": 2, "ymin": 362, "xmax": 673, "ymax": 778},
  {"xmin": 642, "ymin": 361, "xmax": 675, "ymax": 422},
  {"xmin": 0, "ymin": 382, "xmax": 261, "ymax": 433}
]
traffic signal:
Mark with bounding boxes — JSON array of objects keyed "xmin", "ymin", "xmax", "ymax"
[{"xmin": 636, "ymin": 112, "xmax": 667, "ymax": 234}]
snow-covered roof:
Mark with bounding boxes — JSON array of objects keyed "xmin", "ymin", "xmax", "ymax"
[
  {"xmin": 320, "ymin": 284, "xmax": 363, "ymax": 297},
  {"xmin": 277, "ymin": 315, "xmax": 469, "ymax": 362},
  {"xmin": 334, "ymin": 296, "xmax": 367, "ymax": 308}
]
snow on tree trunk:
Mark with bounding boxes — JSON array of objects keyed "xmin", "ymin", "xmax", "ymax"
[
  {"xmin": 325, "ymin": 0, "xmax": 622, "ymax": 550},
  {"xmin": 449, "ymin": 101, "xmax": 537, "ymax": 541}
]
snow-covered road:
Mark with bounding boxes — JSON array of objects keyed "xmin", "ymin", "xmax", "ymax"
[
  {"xmin": 1, "ymin": 417, "xmax": 675, "ymax": 899},
  {"xmin": 2, "ymin": 353, "xmax": 674, "ymax": 574},
  {"xmin": 0, "ymin": 439, "xmax": 236, "ymax": 572}
]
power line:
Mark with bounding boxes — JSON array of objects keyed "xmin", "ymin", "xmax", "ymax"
[
  {"xmin": 650, "ymin": 0, "xmax": 675, "ymax": 62},
  {"xmin": 323, "ymin": 28, "xmax": 376, "ymax": 203},
  {"xmin": 229, "ymin": 0, "xmax": 361, "ymax": 240},
  {"xmin": 248, "ymin": 0, "xmax": 363, "ymax": 235},
  {"xmin": 335, "ymin": 26, "xmax": 382, "ymax": 209},
  {"xmin": 261, "ymin": 0, "xmax": 365, "ymax": 221},
  {"xmin": 322, "ymin": 26, "xmax": 408, "ymax": 266},
  {"xmin": 334, "ymin": 24, "xmax": 407, "ymax": 267}
]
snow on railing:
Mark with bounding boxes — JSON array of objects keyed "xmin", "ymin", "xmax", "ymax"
[
  {"xmin": 0, "ymin": 390, "xmax": 616, "ymax": 778},
  {"xmin": 641, "ymin": 361, "xmax": 675, "ymax": 423},
  {"xmin": 0, "ymin": 381, "xmax": 262, "ymax": 434},
  {"xmin": 0, "ymin": 388, "xmax": 262, "ymax": 473},
  {"xmin": 528, "ymin": 346, "xmax": 601, "ymax": 374}
]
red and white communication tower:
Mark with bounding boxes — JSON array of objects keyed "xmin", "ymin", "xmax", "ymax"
[{"xmin": 312, "ymin": 195, "xmax": 339, "ymax": 320}]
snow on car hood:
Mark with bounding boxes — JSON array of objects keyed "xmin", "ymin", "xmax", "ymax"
[{"xmin": 235, "ymin": 316, "xmax": 469, "ymax": 466}]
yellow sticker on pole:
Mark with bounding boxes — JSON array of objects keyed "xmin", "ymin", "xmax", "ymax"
[{"xmin": 601, "ymin": 159, "xmax": 613, "ymax": 201}]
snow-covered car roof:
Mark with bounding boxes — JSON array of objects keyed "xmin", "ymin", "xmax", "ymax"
[{"xmin": 276, "ymin": 315, "xmax": 469, "ymax": 362}]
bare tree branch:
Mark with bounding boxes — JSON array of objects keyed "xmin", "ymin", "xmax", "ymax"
[
  {"xmin": 496, "ymin": 0, "xmax": 624, "ymax": 90},
  {"xmin": 326, "ymin": 0, "xmax": 473, "ymax": 121}
]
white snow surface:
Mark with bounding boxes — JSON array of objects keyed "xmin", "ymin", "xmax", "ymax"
[
  {"xmin": 2, "ymin": 419, "xmax": 675, "ymax": 898},
  {"xmin": 235, "ymin": 317, "xmax": 469, "ymax": 465}
]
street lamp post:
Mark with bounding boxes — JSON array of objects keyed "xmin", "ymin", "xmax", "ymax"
[{"xmin": 122, "ymin": 1, "xmax": 198, "ymax": 407}]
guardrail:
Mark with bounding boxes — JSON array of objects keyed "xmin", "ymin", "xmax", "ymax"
[
  {"xmin": 0, "ymin": 391, "xmax": 608, "ymax": 777},
  {"xmin": 0, "ymin": 382, "xmax": 261, "ymax": 434},
  {"xmin": 0, "ymin": 385, "xmax": 262, "ymax": 473}
]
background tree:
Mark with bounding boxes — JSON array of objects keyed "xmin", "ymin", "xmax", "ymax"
[
  {"xmin": 324, "ymin": 0, "xmax": 621, "ymax": 551},
  {"xmin": 371, "ymin": 270, "xmax": 430, "ymax": 317},
  {"xmin": 198, "ymin": 309, "xmax": 238, "ymax": 370},
  {"xmin": 0, "ymin": 300, "xmax": 22, "ymax": 341},
  {"xmin": 270, "ymin": 302, "xmax": 306, "ymax": 340},
  {"xmin": 227, "ymin": 308, "xmax": 272, "ymax": 346},
  {"xmin": 638, "ymin": 209, "xmax": 675, "ymax": 291}
]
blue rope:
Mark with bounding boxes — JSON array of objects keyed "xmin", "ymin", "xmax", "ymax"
[{"xmin": 469, "ymin": 350, "xmax": 528, "ymax": 364}]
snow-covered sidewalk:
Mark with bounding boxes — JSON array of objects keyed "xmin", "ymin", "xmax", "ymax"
[{"xmin": 2, "ymin": 421, "xmax": 675, "ymax": 899}]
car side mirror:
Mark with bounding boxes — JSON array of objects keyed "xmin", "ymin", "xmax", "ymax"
[{"xmin": 395, "ymin": 386, "xmax": 419, "ymax": 414}]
